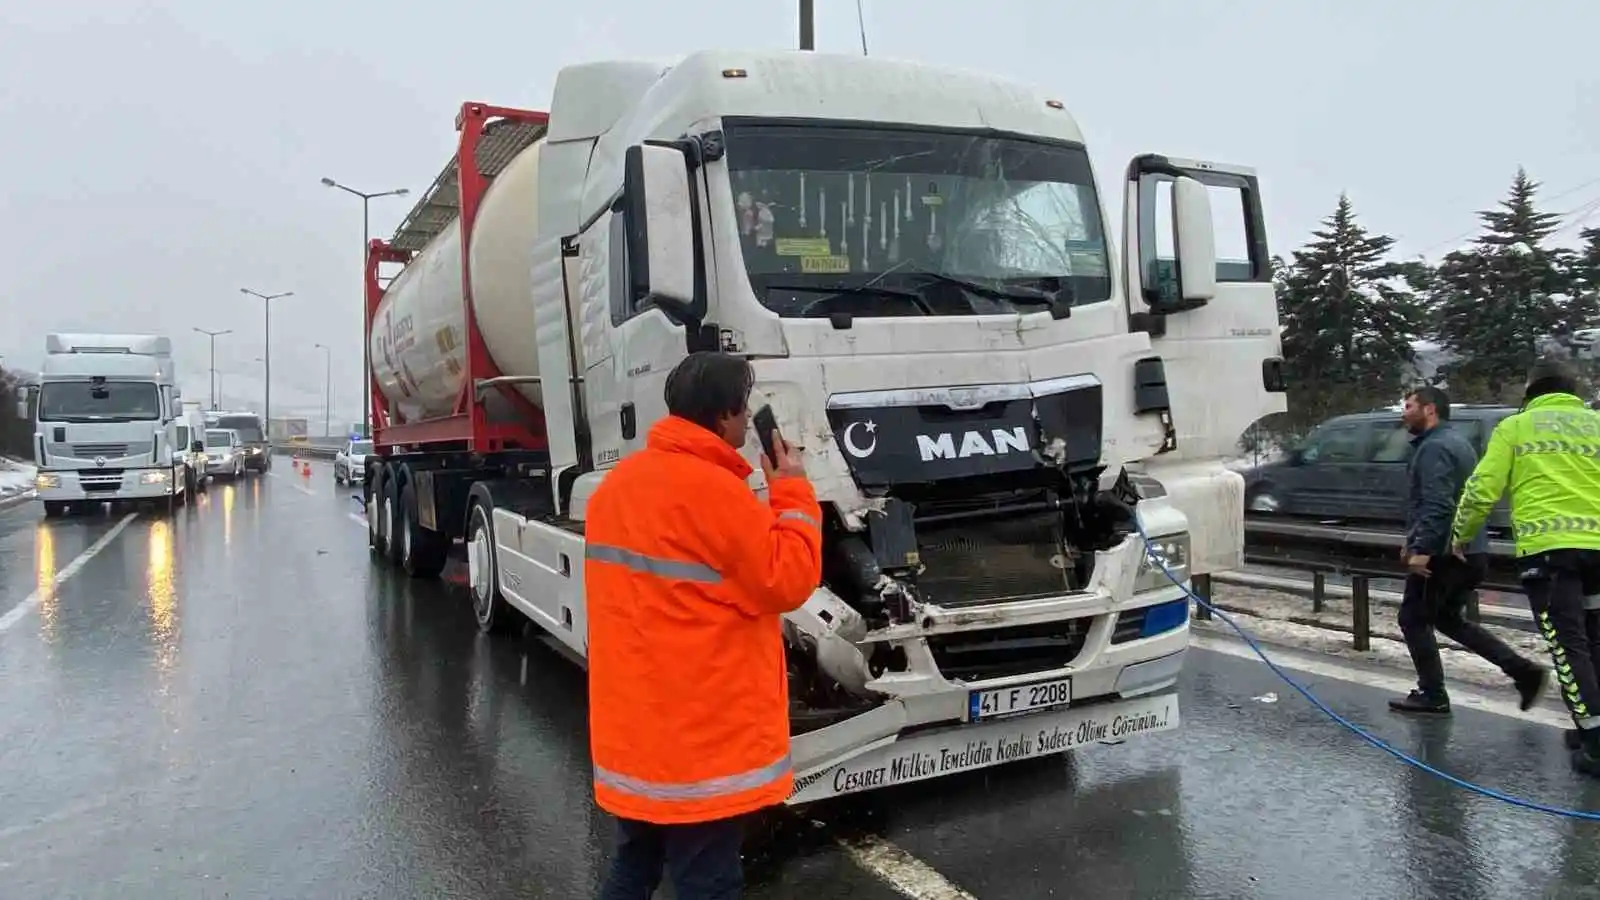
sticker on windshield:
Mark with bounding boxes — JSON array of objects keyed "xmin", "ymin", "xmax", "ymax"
[
  {"xmin": 776, "ymin": 237, "xmax": 831, "ymax": 257},
  {"xmin": 801, "ymin": 255, "xmax": 851, "ymax": 274}
]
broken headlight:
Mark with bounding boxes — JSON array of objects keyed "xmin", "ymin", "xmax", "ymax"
[{"xmin": 1134, "ymin": 532, "xmax": 1190, "ymax": 594}]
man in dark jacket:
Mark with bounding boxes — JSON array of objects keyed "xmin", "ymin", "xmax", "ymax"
[{"xmin": 1390, "ymin": 386, "xmax": 1548, "ymax": 714}]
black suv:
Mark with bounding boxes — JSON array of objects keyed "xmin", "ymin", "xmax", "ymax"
[{"xmin": 1242, "ymin": 404, "xmax": 1515, "ymax": 532}]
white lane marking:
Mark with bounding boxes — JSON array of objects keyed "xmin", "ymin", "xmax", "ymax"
[
  {"xmin": 266, "ymin": 471, "xmax": 316, "ymax": 496},
  {"xmin": 1191, "ymin": 634, "xmax": 1570, "ymax": 729},
  {"xmin": 837, "ymin": 835, "xmax": 978, "ymax": 900},
  {"xmin": 0, "ymin": 512, "xmax": 139, "ymax": 634}
]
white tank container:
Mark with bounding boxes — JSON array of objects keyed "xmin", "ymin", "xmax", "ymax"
[{"xmin": 370, "ymin": 139, "xmax": 546, "ymax": 425}]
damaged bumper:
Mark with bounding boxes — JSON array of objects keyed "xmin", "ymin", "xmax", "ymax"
[{"xmin": 783, "ymin": 522, "xmax": 1191, "ymax": 803}]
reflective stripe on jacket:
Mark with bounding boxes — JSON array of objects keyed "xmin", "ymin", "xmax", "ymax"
[
  {"xmin": 585, "ymin": 415, "xmax": 824, "ymax": 824},
  {"xmin": 1452, "ymin": 393, "xmax": 1600, "ymax": 557}
]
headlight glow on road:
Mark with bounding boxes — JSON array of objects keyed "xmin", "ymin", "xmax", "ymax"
[{"xmin": 34, "ymin": 523, "xmax": 57, "ymax": 640}]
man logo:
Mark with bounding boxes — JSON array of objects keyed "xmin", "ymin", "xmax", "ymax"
[{"xmin": 916, "ymin": 427, "xmax": 1030, "ymax": 462}]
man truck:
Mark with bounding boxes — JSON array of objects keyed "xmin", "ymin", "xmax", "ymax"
[
  {"xmin": 359, "ymin": 51, "xmax": 1287, "ymax": 803},
  {"xmin": 18, "ymin": 333, "xmax": 192, "ymax": 517}
]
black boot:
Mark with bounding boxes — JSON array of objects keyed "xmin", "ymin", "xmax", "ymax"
[
  {"xmin": 1512, "ymin": 667, "xmax": 1548, "ymax": 712},
  {"xmin": 1565, "ymin": 729, "xmax": 1582, "ymax": 750},
  {"xmin": 1572, "ymin": 729, "xmax": 1600, "ymax": 779},
  {"xmin": 1389, "ymin": 690, "xmax": 1451, "ymax": 714}
]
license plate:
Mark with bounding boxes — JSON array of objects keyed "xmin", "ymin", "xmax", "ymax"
[{"xmin": 968, "ymin": 677, "xmax": 1072, "ymax": 722}]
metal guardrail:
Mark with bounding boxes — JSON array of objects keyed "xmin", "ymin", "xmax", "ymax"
[
  {"xmin": 270, "ymin": 439, "xmax": 342, "ymax": 458},
  {"xmin": 1235, "ymin": 519, "xmax": 1530, "ymax": 651}
]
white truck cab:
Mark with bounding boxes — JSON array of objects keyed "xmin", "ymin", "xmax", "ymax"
[{"xmin": 19, "ymin": 333, "xmax": 190, "ymax": 517}]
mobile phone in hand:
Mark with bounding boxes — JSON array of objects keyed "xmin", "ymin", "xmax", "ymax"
[{"xmin": 753, "ymin": 404, "xmax": 780, "ymax": 467}]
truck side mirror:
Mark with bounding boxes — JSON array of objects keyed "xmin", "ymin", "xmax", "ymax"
[
  {"xmin": 623, "ymin": 142, "xmax": 702, "ymax": 323},
  {"xmin": 191, "ymin": 440, "xmax": 203, "ymax": 453},
  {"xmin": 1172, "ymin": 176, "xmax": 1218, "ymax": 304}
]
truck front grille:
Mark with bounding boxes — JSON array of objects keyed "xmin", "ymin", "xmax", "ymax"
[
  {"xmin": 72, "ymin": 443, "xmax": 129, "ymax": 457},
  {"xmin": 926, "ymin": 618, "xmax": 1093, "ymax": 682},
  {"xmin": 914, "ymin": 511, "xmax": 1074, "ymax": 609},
  {"xmin": 78, "ymin": 469, "xmax": 125, "ymax": 492}
]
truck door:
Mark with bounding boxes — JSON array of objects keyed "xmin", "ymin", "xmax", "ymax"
[{"xmin": 1122, "ymin": 156, "xmax": 1287, "ymax": 461}]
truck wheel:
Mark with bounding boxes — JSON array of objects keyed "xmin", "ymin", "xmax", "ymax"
[
  {"xmin": 43, "ymin": 501, "xmax": 67, "ymax": 518},
  {"xmin": 467, "ymin": 501, "xmax": 517, "ymax": 635},
  {"xmin": 381, "ymin": 475, "xmax": 404, "ymax": 566},
  {"xmin": 367, "ymin": 468, "xmax": 385, "ymax": 555},
  {"xmin": 399, "ymin": 481, "xmax": 447, "ymax": 579}
]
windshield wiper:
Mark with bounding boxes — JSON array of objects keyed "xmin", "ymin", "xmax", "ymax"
[
  {"xmin": 765, "ymin": 282, "xmax": 936, "ymax": 318},
  {"xmin": 895, "ymin": 272, "xmax": 1073, "ymax": 319}
]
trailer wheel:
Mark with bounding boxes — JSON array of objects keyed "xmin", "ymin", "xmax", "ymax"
[
  {"xmin": 366, "ymin": 467, "xmax": 386, "ymax": 556},
  {"xmin": 467, "ymin": 501, "xmax": 517, "ymax": 635},
  {"xmin": 399, "ymin": 481, "xmax": 448, "ymax": 579},
  {"xmin": 382, "ymin": 475, "xmax": 405, "ymax": 566}
]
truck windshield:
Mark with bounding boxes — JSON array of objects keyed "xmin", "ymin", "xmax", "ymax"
[
  {"xmin": 721, "ymin": 119, "xmax": 1111, "ymax": 319},
  {"xmin": 38, "ymin": 381, "xmax": 160, "ymax": 422},
  {"xmin": 216, "ymin": 416, "xmax": 264, "ymax": 443}
]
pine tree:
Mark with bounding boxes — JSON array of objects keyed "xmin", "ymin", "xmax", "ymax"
[
  {"xmin": 1276, "ymin": 194, "xmax": 1426, "ymax": 425},
  {"xmin": 1564, "ymin": 226, "xmax": 1600, "ymax": 335},
  {"xmin": 1433, "ymin": 169, "xmax": 1569, "ymax": 397}
]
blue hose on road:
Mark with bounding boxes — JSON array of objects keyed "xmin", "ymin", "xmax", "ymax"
[{"xmin": 1137, "ymin": 521, "xmax": 1600, "ymax": 822}]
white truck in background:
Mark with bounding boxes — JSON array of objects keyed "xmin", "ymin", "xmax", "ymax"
[
  {"xmin": 360, "ymin": 51, "xmax": 1287, "ymax": 803},
  {"xmin": 17, "ymin": 333, "xmax": 192, "ymax": 516}
]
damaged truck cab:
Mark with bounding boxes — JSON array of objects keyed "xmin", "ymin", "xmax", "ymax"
[{"xmin": 361, "ymin": 51, "xmax": 1287, "ymax": 804}]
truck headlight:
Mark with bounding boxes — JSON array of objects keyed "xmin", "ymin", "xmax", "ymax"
[
  {"xmin": 1135, "ymin": 532, "xmax": 1190, "ymax": 594},
  {"xmin": 36, "ymin": 473, "xmax": 61, "ymax": 489},
  {"xmin": 140, "ymin": 471, "xmax": 170, "ymax": 485}
]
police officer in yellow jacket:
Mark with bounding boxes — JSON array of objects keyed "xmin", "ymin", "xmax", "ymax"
[{"xmin": 1452, "ymin": 359, "xmax": 1600, "ymax": 778}]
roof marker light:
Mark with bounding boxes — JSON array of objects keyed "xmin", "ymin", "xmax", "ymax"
[
  {"xmin": 1045, "ymin": 99, "xmax": 1065, "ymax": 110},
  {"xmin": 722, "ymin": 68, "xmax": 749, "ymax": 79}
]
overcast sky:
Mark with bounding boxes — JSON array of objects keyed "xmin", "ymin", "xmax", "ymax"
[{"xmin": 1, "ymin": 1, "xmax": 1595, "ymax": 427}]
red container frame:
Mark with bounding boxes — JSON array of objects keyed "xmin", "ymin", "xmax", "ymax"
[{"xmin": 364, "ymin": 102, "xmax": 552, "ymax": 455}]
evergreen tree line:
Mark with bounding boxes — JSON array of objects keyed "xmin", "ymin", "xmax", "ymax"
[{"xmin": 1251, "ymin": 168, "xmax": 1600, "ymax": 451}]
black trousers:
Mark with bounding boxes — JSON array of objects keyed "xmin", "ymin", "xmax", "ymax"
[
  {"xmin": 1520, "ymin": 549, "xmax": 1600, "ymax": 730},
  {"xmin": 597, "ymin": 814, "xmax": 745, "ymax": 900},
  {"xmin": 1399, "ymin": 553, "xmax": 1536, "ymax": 696}
]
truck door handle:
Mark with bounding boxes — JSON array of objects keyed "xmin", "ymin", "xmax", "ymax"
[{"xmin": 621, "ymin": 403, "xmax": 636, "ymax": 441}]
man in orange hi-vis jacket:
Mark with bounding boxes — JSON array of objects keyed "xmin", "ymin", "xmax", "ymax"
[{"xmin": 586, "ymin": 351, "xmax": 823, "ymax": 900}]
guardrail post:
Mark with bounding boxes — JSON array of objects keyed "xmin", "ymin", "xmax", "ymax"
[
  {"xmin": 1312, "ymin": 571, "xmax": 1326, "ymax": 613},
  {"xmin": 1191, "ymin": 573, "xmax": 1212, "ymax": 621},
  {"xmin": 1351, "ymin": 575, "xmax": 1371, "ymax": 652}
]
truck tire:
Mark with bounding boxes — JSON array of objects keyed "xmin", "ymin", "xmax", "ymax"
[
  {"xmin": 43, "ymin": 501, "xmax": 67, "ymax": 518},
  {"xmin": 367, "ymin": 466, "xmax": 387, "ymax": 558},
  {"xmin": 381, "ymin": 474, "xmax": 404, "ymax": 566},
  {"xmin": 399, "ymin": 480, "xmax": 448, "ymax": 579},
  {"xmin": 467, "ymin": 501, "xmax": 518, "ymax": 635}
]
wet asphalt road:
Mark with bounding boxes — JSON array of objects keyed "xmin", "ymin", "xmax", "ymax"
[{"xmin": 1, "ymin": 460, "xmax": 1598, "ymax": 900}]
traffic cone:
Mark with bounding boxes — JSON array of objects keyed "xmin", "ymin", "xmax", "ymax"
[{"xmin": 301, "ymin": 460, "xmax": 311, "ymax": 478}]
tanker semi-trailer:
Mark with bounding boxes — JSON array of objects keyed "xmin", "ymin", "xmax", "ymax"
[{"xmin": 361, "ymin": 50, "xmax": 1286, "ymax": 804}]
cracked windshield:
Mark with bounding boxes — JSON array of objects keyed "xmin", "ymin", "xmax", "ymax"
[{"xmin": 724, "ymin": 121, "xmax": 1110, "ymax": 318}]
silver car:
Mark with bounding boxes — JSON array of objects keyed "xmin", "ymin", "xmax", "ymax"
[
  {"xmin": 204, "ymin": 428, "xmax": 247, "ymax": 479},
  {"xmin": 334, "ymin": 439, "xmax": 373, "ymax": 487}
]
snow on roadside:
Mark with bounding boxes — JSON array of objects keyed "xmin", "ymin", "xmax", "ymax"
[
  {"xmin": 0, "ymin": 457, "xmax": 37, "ymax": 498},
  {"xmin": 1201, "ymin": 581, "xmax": 1547, "ymax": 695}
]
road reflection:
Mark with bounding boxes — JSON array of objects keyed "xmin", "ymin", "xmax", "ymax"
[
  {"xmin": 145, "ymin": 518, "xmax": 179, "ymax": 675},
  {"xmin": 34, "ymin": 521, "xmax": 57, "ymax": 642}
]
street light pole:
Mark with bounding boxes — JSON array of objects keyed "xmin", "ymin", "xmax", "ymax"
[
  {"xmin": 239, "ymin": 288, "xmax": 293, "ymax": 431},
  {"xmin": 321, "ymin": 178, "xmax": 409, "ymax": 438},
  {"xmin": 193, "ymin": 327, "xmax": 232, "ymax": 410},
  {"xmin": 314, "ymin": 343, "xmax": 332, "ymax": 437},
  {"xmin": 800, "ymin": 0, "xmax": 815, "ymax": 49}
]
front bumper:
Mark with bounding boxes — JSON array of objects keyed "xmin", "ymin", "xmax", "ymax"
[
  {"xmin": 789, "ymin": 688, "xmax": 1181, "ymax": 804},
  {"xmin": 242, "ymin": 447, "xmax": 270, "ymax": 469},
  {"xmin": 205, "ymin": 456, "xmax": 242, "ymax": 475},
  {"xmin": 35, "ymin": 467, "xmax": 179, "ymax": 501}
]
